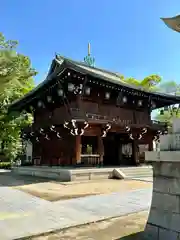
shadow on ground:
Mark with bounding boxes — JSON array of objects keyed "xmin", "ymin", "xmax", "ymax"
[
  {"xmin": 116, "ymin": 231, "xmax": 145, "ymax": 240},
  {"xmin": 0, "ymin": 171, "xmax": 50, "ymax": 187}
]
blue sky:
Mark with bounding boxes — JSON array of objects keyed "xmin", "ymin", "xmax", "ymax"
[{"xmin": 1, "ymin": 0, "xmax": 180, "ymax": 85}]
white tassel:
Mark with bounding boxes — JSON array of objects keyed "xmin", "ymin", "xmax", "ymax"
[
  {"xmin": 63, "ymin": 121, "xmax": 70, "ymax": 129},
  {"xmin": 74, "ymin": 128, "xmax": 78, "ymax": 135},
  {"xmin": 50, "ymin": 125, "xmax": 56, "ymax": 132},
  {"xmin": 141, "ymin": 128, "xmax": 147, "ymax": 135},
  {"xmin": 80, "ymin": 129, "xmax": 85, "ymax": 136},
  {"xmin": 138, "ymin": 134, "xmax": 142, "ymax": 140},
  {"xmin": 106, "ymin": 124, "xmax": 111, "ymax": 131},
  {"xmin": 129, "ymin": 134, "xmax": 134, "ymax": 140},
  {"xmin": 40, "ymin": 128, "xmax": 45, "ymax": 135},
  {"xmin": 70, "ymin": 129, "xmax": 75, "ymax": 136},
  {"xmin": 71, "ymin": 119, "xmax": 77, "ymax": 128},
  {"xmin": 126, "ymin": 126, "xmax": 130, "ymax": 132},
  {"xmin": 45, "ymin": 134, "xmax": 50, "ymax": 140},
  {"xmin": 84, "ymin": 121, "xmax": 89, "ymax": 129},
  {"xmin": 102, "ymin": 130, "xmax": 107, "ymax": 138},
  {"xmin": 57, "ymin": 132, "xmax": 61, "ymax": 138}
]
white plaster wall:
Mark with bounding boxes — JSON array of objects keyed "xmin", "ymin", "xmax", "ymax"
[
  {"xmin": 145, "ymin": 151, "xmax": 180, "ymax": 162},
  {"xmin": 160, "ymin": 134, "xmax": 171, "ymax": 151},
  {"xmin": 24, "ymin": 141, "xmax": 32, "ymax": 162},
  {"xmin": 160, "ymin": 134, "xmax": 180, "ymax": 151},
  {"xmin": 172, "ymin": 118, "xmax": 180, "ymax": 133}
]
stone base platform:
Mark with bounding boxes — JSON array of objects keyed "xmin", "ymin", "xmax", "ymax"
[
  {"xmin": 12, "ymin": 165, "xmax": 152, "ymax": 182},
  {"xmin": 12, "ymin": 166, "xmax": 117, "ymax": 182}
]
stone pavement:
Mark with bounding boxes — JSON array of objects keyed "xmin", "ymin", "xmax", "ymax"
[{"xmin": 0, "ymin": 186, "xmax": 152, "ymax": 240}]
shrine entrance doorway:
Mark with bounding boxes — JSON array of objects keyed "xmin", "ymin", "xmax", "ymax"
[{"xmin": 103, "ymin": 133, "xmax": 136, "ymax": 166}]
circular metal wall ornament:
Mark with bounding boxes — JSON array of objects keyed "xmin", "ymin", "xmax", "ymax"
[
  {"xmin": 37, "ymin": 101, "xmax": 43, "ymax": 107},
  {"xmin": 85, "ymin": 87, "xmax": 91, "ymax": 95},
  {"xmin": 151, "ymin": 101, "xmax": 156, "ymax": 109},
  {"xmin": 47, "ymin": 96, "xmax": 52, "ymax": 102},
  {"xmin": 123, "ymin": 96, "xmax": 127, "ymax": 103},
  {"xmin": 138, "ymin": 100, "xmax": 142, "ymax": 106},
  {"xmin": 105, "ymin": 92, "xmax": 110, "ymax": 100},
  {"xmin": 68, "ymin": 83, "xmax": 74, "ymax": 92},
  {"xmin": 57, "ymin": 89, "xmax": 63, "ymax": 96}
]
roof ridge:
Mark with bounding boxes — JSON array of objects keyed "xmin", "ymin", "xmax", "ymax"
[
  {"xmin": 56, "ymin": 55, "xmax": 180, "ymax": 96},
  {"xmin": 56, "ymin": 54, "xmax": 126, "ymax": 82}
]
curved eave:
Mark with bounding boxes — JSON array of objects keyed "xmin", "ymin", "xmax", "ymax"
[
  {"xmin": 161, "ymin": 15, "xmax": 180, "ymax": 33},
  {"xmin": 8, "ymin": 55, "xmax": 180, "ymax": 112},
  {"xmin": 63, "ymin": 60, "xmax": 180, "ymax": 108},
  {"xmin": 8, "ymin": 59, "xmax": 67, "ymax": 112}
]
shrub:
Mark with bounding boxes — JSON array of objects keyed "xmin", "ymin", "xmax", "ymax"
[{"xmin": 0, "ymin": 162, "xmax": 11, "ymax": 169}]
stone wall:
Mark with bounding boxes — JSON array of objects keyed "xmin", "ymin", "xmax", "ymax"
[{"xmin": 144, "ymin": 160, "xmax": 180, "ymax": 239}]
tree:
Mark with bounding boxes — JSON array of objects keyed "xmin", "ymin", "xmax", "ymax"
[
  {"xmin": 0, "ymin": 33, "xmax": 37, "ymax": 161},
  {"xmin": 123, "ymin": 75, "xmax": 180, "ymax": 124},
  {"xmin": 123, "ymin": 74, "xmax": 162, "ymax": 92},
  {"xmin": 155, "ymin": 81, "xmax": 180, "ymax": 124}
]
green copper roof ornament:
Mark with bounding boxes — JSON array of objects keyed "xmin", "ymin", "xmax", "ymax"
[
  {"xmin": 84, "ymin": 43, "xmax": 95, "ymax": 67},
  {"xmin": 161, "ymin": 15, "xmax": 180, "ymax": 33}
]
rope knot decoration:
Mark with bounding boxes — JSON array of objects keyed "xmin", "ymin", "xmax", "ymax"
[
  {"xmin": 63, "ymin": 120, "xmax": 89, "ymax": 136},
  {"xmin": 125, "ymin": 126, "xmax": 147, "ymax": 140},
  {"xmin": 24, "ymin": 125, "xmax": 62, "ymax": 142},
  {"xmin": 39, "ymin": 128, "xmax": 45, "ymax": 135},
  {"xmin": 49, "ymin": 125, "xmax": 61, "ymax": 139},
  {"xmin": 102, "ymin": 124, "xmax": 111, "ymax": 137}
]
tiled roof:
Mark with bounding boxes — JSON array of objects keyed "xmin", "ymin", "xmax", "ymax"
[{"xmin": 8, "ymin": 55, "xmax": 180, "ymax": 111}]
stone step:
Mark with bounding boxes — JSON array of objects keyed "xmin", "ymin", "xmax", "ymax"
[
  {"xmin": 120, "ymin": 169, "xmax": 152, "ymax": 172},
  {"xmin": 120, "ymin": 166, "xmax": 153, "ymax": 179},
  {"xmin": 124, "ymin": 172, "xmax": 152, "ymax": 175},
  {"xmin": 125, "ymin": 174, "xmax": 152, "ymax": 178},
  {"xmin": 122, "ymin": 172, "xmax": 152, "ymax": 176},
  {"xmin": 123, "ymin": 170, "xmax": 152, "ymax": 173}
]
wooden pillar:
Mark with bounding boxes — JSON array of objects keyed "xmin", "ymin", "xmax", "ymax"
[
  {"xmin": 149, "ymin": 133, "xmax": 154, "ymax": 151},
  {"xmin": 76, "ymin": 95, "xmax": 81, "ymax": 109},
  {"xmin": 74, "ymin": 135, "xmax": 81, "ymax": 164},
  {"xmin": 118, "ymin": 142, "xmax": 122, "ymax": 165},
  {"xmin": 98, "ymin": 136, "xmax": 104, "ymax": 165},
  {"xmin": 132, "ymin": 140, "xmax": 139, "ymax": 165}
]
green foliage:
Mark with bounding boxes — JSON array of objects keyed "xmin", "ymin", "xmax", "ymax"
[
  {"xmin": 122, "ymin": 74, "xmax": 180, "ymax": 124},
  {"xmin": 0, "ymin": 162, "xmax": 11, "ymax": 169},
  {"xmin": 159, "ymin": 81, "xmax": 180, "ymax": 94},
  {"xmin": 0, "ymin": 33, "xmax": 36, "ymax": 161},
  {"xmin": 155, "ymin": 81, "xmax": 180, "ymax": 124},
  {"xmin": 122, "ymin": 74, "xmax": 162, "ymax": 92},
  {"xmin": 156, "ymin": 109, "xmax": 177, "ymax": 124}
]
